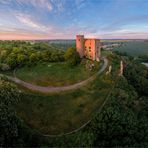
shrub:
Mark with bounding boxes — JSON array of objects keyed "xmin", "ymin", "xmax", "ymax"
[
  {"xmin": 65, "ymin": 47, "xmax": 81, "ymax": 66},
  {"xmin": 0, "ymin": 63, "xmax": 11, "ymax": 71}
]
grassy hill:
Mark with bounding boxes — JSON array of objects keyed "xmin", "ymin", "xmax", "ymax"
[
  {"xmin": 14, "ymin": 60, "xmax": 99, "ymax": 87},
  {"xmin": 113, "ymin": 41, "xmax": 148, "ymax": 57}
]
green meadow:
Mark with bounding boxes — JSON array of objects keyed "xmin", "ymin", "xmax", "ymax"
[
  {"xmin": 15, "ymin": 74, "xmax": 115, "ymax": 135},
  {"xmin": 15, "ymin": 60, "xmax": 99, "ymax": 86},
  {"xmin": 113, "ymin": 41, "xmax": 148, "ymax": 57},
  {"xmin": 14, "ymin": 54, "xmax": 120, "ymax": 135}
]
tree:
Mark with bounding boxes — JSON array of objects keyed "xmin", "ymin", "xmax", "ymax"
[
  {"xmin": 90, "ymin": 100, "xmax": 138, "ymax": 147},
  {"xmin": 6, "ymin": 53, "xmax": 17, "ymax": 68},
  {"xmin": 17, "ymin": 54, "xmax": 27, "ymax": 66},
  {"xmin": 29, "ymin": 53, "xmax": 39, "ymax": 63},
  {"xmin": 0, "ymin": 63, "xmax": 10, "ymax": 71},
  {"xmin": 0, "ymin": 50, "xmax": 7, "ymax": 62},
  {"xmin": 88, "ymin": 77, "xmax": 148, "ymax": 147},
  {"xmin": 0, "ymin": 77, "xmax": 21, "ymax": 146},
  {"xmin": 124, "ymin": 61, "xmax": 148, "ymax": 97},
  {"xmin": 64, "ymin": 47, "xmax": 81, "ymax": 66},
  {"xmin": 64, "ymin": 47, "xmax": 76, "ymax": 60}
]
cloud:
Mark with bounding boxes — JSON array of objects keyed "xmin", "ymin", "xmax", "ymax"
[
  {"xmin": 0, "ymin": 0, "xmax": 53, "ymax": 11},
  {"xmin": 0, "ymin": 0, "xmax": 148, "ymax": 40},
  {"xmin": 20, "ymin": 0, "xmax": 52, "ymax": 11},
  {"xmin": 14, "ymin": 13, "xmax": 52, "ymax": 32},
  {"xmin": 0, "ymin": 0, "xmax": 12, "ymax": 5},
  {"xmin": 75, "ymin": 0, "xmax": 86, "ymax": 9},
  {"xmin": 0, "ymin": 25, "xmax": 48, "ymax": 40},
  {"xmin": 86, "ymin": 26, "xmax": 148, "ymax": 39},
  {"xmin": 101, "ymin": 15, "xmax": 148, "ymax": 32},
  {"xmin": 50, "ymin": 0, "xmax": 65, "ymax": 14}
]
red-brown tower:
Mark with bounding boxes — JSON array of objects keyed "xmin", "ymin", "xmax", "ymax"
[{"xmin": 76, "ymin": 35, "xmax": 84, "ymax": 58}]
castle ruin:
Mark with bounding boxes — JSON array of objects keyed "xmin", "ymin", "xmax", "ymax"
[{"xmin": 76, "ymin": 35, "xmax": 101, "ymax": 61}]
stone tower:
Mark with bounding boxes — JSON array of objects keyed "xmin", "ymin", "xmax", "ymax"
[{"xmin": 76, "ymin": 35, "xmax": 84, "ymax": 58}]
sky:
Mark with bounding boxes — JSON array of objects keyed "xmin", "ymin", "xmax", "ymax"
[{"xmin": 0, "ymin": 0, "xmax": 148, "ymax": 40}]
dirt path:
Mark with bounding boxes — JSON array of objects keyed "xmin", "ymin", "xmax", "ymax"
[{"xmin": 6, "ymin": 57, "xmax": 108, "ymax": 93}]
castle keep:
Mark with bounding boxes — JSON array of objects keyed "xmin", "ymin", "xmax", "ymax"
[{"xmin": 76, "ymin": 35, "xmax": 101, "ymax": 61}]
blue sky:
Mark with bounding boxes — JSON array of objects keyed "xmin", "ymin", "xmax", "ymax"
[{"xmin": 0, "ymin": 0, "xmax": 148, "ymax": 40}]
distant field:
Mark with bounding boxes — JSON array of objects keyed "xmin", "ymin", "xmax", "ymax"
[
  {"xmin": 113, "ymin": 41, "xmax": 148, "ymax": 57},
  {"xmin": 15, "ymin": 60, "xmax": 99, "ymax": 86},
  {"xmin": 102, "ymin": 50, "xmax": 112, "ymax": 57}
]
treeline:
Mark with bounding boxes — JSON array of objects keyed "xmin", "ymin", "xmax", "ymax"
[
  {"xmin": 138, "ymin": 55, "xmax": 148, "ymax": 62},
  {"xmin": 1, "ymin": 70, "xmax": 148, "ymax": 147},
  {"xmin": 46, "ymin": 77, "xmax": 147, "ymax": 147},
  {"xmin": 124, "ymin": 61, "xmax": 148, "ymax": 97},
  {"xmin": 0, "ymin": 41, "xmax": 65, "ymax": 70},
  {"xmin": 0, "ymin": 76, "xmax": 21, "ymax": 147},
  {"xmin": 1, "ymin": 53, "xmax": 148, "ymax": 147},
  {"xmin": 50, "ymin": 42, "xmax": 75, "ymax": 50}
]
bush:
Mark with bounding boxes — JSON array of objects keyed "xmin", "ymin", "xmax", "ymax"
[
  {"xmin": 65, "ymin": 47, "xmax": 81, "ymax": 66},
  {"xmin": 0, "ymin": 78, "xmax": 21, "ymax": 147},
  {"xmin": 0, "ymin": 41, "xmax": 65, "ymax": 70},
  {"xmin": 0, "ymin": 63, "xmax": 11, "ymax": 71}
]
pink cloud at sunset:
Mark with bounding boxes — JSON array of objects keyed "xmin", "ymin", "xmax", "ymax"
[{"xmin": 0, "ymin": 0, "xmax": 148, "ymax": 40}]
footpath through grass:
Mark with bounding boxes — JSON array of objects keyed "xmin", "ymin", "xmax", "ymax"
[
  {"xmin": 16, "ymin": 75, "xmax": 114, "ymax": 135},
  {"xmin": 15, "ymin": 54, "xmax": 120, "ymax": 135},
  {"xmin": 15, "ymin": 60, "xmax": 99, "ymax": 86}
]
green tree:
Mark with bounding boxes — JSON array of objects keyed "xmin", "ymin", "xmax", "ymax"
[
  {"xmin": 64, "ymin": 47, "xmax": 75, "ymax": 60},
  {"xmin": 0, "ymin": 77, "xmax": 20, "ymax": 147},
  {"xmin": 6, "ymin": 53, "xmax": 17, "ymax": 68},
  {"xmin": 0, "ymin": 50, "xmax": 7, "ymax": 62},
  {"xmin": 29, "ymin": 53, "xmax": 39, "ymax": 63},
  {"xmin": 124, "ymin": 61, "xmax": 148, "ymax": 97},
  {"xmin": 17, "ymin": 54, "xmax": 27, "ymax": 66},
  {"xmin": 64, "ymin": 47, "xmax": 81, "ymax": 66}
]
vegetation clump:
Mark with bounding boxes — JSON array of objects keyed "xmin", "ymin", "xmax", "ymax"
[
  {"xmin": 64, "ymin": 47, "xmax": 81, "ymax": 66},
  {"xmin": 0, "ymin": 76, "xmax": 21, "ymax": 147},
  {"xmin": 138, "ymin": 55, "xmax": 148, "ymax": 62},
  {"xmin": 0, "ymin": 41, "xmax": 65, "ymax": 70},
  {"xmin": 0, "ymin": 42, "xmax": 148, "ymax": 147}
]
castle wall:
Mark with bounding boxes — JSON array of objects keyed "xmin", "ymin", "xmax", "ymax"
[
  {"xmin": 76, "ymin": 35, "xmax": 101, "ymax": 61},
  {"xmin": 84, "ymin": 39, "xmax": 96, "ymax": 60},
  {"xmin": 76, "ymin": 35, "xmax": 84, "ymax": 58},
  {"xmin": 95, "ymin": 40, "xmax": 101, "ymax": 61}
]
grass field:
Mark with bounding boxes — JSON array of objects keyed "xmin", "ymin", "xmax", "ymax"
[
  {"xmin": 14, "ymin": 54, "xmax": 120, "ymax": 135},
  {"xmin": 16, "ymin": 75, "xmax": 115, "ymax": 135},
  {"xmin": 15, "ymin": 60, "xmax": 99, "ymax": 86},
  {"xmin": 102, "ymin": 50, "xmax": 113, "ymax": 57},
  {"xmin": 113, "ymin": 41, "xmax": 148, "ymax": 57}
]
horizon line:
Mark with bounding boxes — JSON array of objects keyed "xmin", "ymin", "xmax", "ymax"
[{"xmin": 0, "ymin": 38, "xmax": 148, "ymax": 41}]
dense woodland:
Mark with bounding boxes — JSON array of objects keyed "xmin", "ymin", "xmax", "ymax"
[
  {"xmin": 138, "ymin": 55, "xmax": 148, "ymax": 62},
  {"xmin": 0, "ymin": 41, "xmax": 65, "ymax": 70},
  {"xmin": 0, "ymin": 41, "xmax": 81, "ymax": 71},
  {"xmin": 0, "ymin": 41, "xmax": 148, "ymax": 147}
]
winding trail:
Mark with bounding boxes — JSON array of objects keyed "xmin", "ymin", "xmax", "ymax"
[
  {"xmin": 42, "ymin": 76, "xmax": 118, "ymax": 137},
  {"xmin": 6, "ymin": 57, "xmax": 108, "ymax": 93}
]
